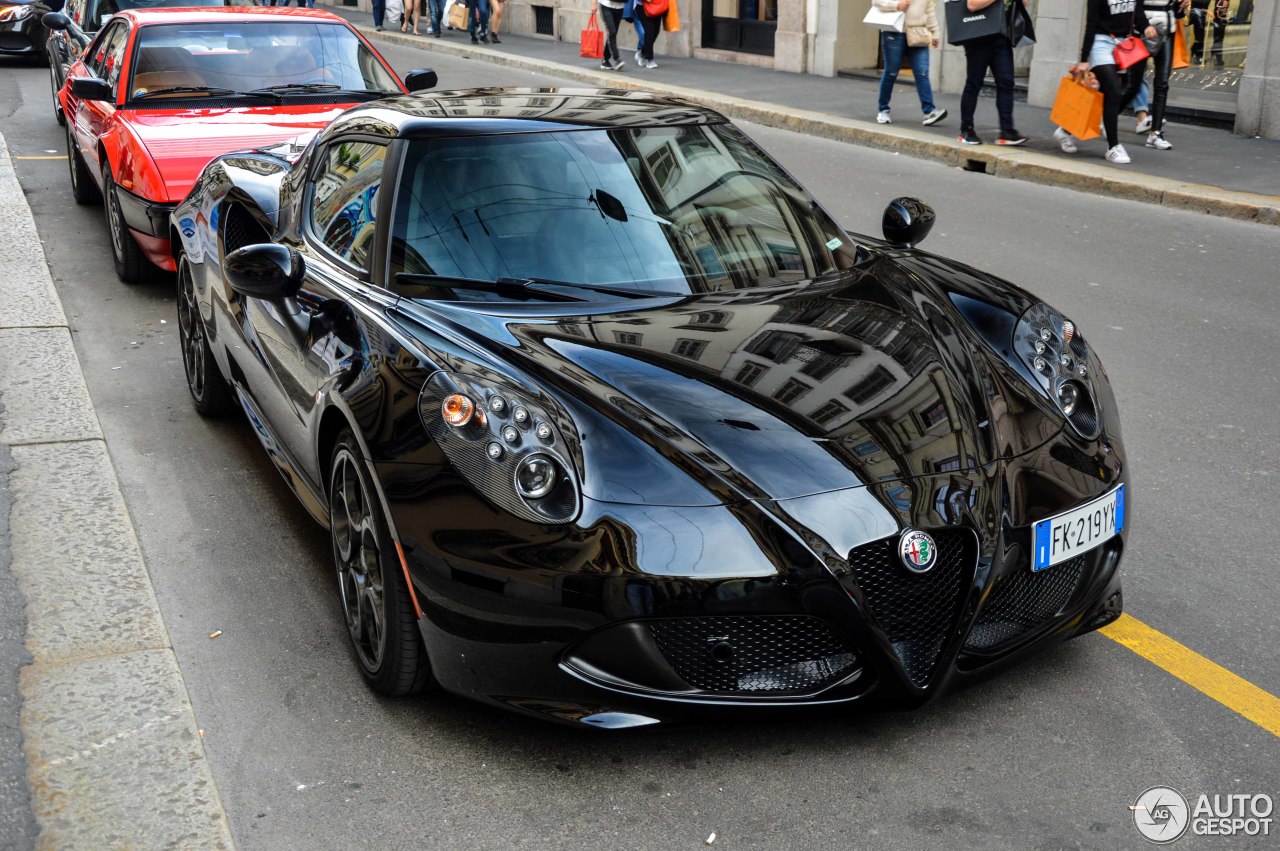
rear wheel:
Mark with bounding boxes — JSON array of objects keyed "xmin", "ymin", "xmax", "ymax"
[
  {"xmin": 103, "ymin": 166, "xmax": 157, "ymax": 283},
  {"xmin": 176, "ymin": 252, "xmax": 234, "ymax": 417},
  {"xmin": 66, "ymin": 124, "xmax": 98, "ymax": 205},
  {"xmin": 329, "ymin": 431, "xmax": 434, "ymax": 696}
]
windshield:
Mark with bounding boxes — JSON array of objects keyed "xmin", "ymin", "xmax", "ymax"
[
  {"xmin": 389, "ymin": 124, "xmax": 855, "ymax": 296},
  {"xmin": 128, "ymin": 21, "xmax": 400, "ymax": 99},
  {"xmin": 91, "ymin": 0, "xmax": 256, "ymax": 31}
]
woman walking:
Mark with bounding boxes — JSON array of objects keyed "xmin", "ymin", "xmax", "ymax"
[
  {"xmin": 1055, "ymin": 0, "xmax": 1159, "ymax": 164},
  {"xmin": 956, "ymin": 0, "xmax": 1027, "ymax": 145},
  {"xmin": 872, "ymin": 0, "xmax": 946, "ymax": 126},
  {"xmin": 599, "ymin": 0, "xmax": 626, "ymax": 70},
  {"xmin": 401, "ymin": 0, "xmax": 420, "ymax": 34},
  {"xmin": 635, "ymin": 0, "xmax": 664, "ymax": 69}
]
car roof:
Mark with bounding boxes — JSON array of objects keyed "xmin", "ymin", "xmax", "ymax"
[
  {"xmin": 322, "ymin": 88, "xmax": 728, "ymax": 139},
  {"xmin": 116, "ymin": 7, "xmax": 347, "ymax": 26}
]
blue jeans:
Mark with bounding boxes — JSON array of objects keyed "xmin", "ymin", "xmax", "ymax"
[
  {"xmin": 424, "ymin": 0, "xmax": 444, "ymax": 31},
  {"xmin": 467, "ymin": 0, "xmax": 490, "ymax": 35},
  {"xmin": 878, "ymin": 31, "xmax": 935, "ymax": 114}
]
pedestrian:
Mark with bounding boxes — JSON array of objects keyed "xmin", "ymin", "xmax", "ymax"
[
  {"xmin": 423, "ymin": 0, "xmax": 444, "ymax": 36},
  {"xmin": 871, "ymin": 0, "xmax": 946, "ymax": 127},
  {"xmin": 371, "ymin": 0, "xmax": 387, "ymax": 31},
  {"xmin": 1055, "ymin": 0, "xmax": 1159, "ymax": 164},
  {"xmin": 956, "ymin": 0, "xmax": 1027, "ymax": 146},
  {"xmin": 635, "ymin": 0, "xmax": 664, "ymax": 69},
  {"xmin": 402, "ymin": 0, "xmax": 420, "ymax": 34},
  {"xmin": 1131, "ymin": 0, "xmax": 1190, "ymax": 150},
  {"xmin": 488, "ymin": 0, "xmax": 503, "ymax": 42},
  {"xmin": 599, "ymin": 0, "xmax": 626, "ymax": 70},
  {"xmin": 468, "ymin": 0, "xmax": 491, "ymax": 43}
]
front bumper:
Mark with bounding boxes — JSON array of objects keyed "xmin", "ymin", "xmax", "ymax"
[
  {"xmin": 0, "ymin": 13, "xmax": 42, "ymax": 56},
  {"xmin": 386, "ymin": 430, "xmax": 1128, "ymax": 727},
  {"xmin": 114, "ymin": 185, "xmax": 176, "ymax": 270}
]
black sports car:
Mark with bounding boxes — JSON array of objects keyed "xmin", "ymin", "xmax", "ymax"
[
  {"xmin": 1, "ymin": 0, "xmax": 58, "ymax": 62},
  {"xmin": 172, "ymin": 89, "xmax": 1128, "ymax": 728}
]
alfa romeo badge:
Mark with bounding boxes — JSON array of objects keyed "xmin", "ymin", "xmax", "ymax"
[{"xmin": 898, "ymin": 530, "xmax": 937, "ymax": 574}]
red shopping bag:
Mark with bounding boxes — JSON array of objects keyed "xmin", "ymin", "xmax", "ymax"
[
  {"xmin": 1050, "ymin": 75, "xmax": 1103, "ymax": 141},
  {"xmin": 580, "ymin": 6, "xmax": 604, "ymax": 59}
]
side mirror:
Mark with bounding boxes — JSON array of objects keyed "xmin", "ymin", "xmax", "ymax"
[
  {"xmin": 70, "ymin": 76, "xmax": 112, "ymax": 101},
  {"xmin": 403, "ymin": 69, "xmax": 437, "ymax": 93},
  {"xmin": 224, "ymin": 244, "xmax": 304, "ymax": 301},
  {"xmin": 882, "ymin": 197, "xmax": 935, "ymax": 249},
  {"xmin": 42, "ymin": 11, "xmax": 70, "ymax": 30}
]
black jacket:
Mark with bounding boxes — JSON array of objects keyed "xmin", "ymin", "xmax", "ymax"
[{"xmin": 1081, "ymin": 0, "xmax": 1151, "ymax": 61}]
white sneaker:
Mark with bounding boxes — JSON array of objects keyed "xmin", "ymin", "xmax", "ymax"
[
  {"xmin": 1106, "ymin": 144, "xmax": 1131, "ymax": 164},
  {"xmin": 922, "ymin": 108, "xmax": 946, "ymax": 126},
  {"xmin": 1053, "ymin": 126, "xmax": 1078, "ymax": 154},
  {"xmin": 644, "ymin": 59, "xmax": 658, "ymax": 69},
  {"xmin": 635, "ymin": 49, "xmax": 642, "ymax": 65},
  {"xmin": 1146, "ymin": 132, "xmax": 1172, "ymax": 150},
  {"xmin": 1135, "ymin": 115, "xmax": 1153, "ymax": 133},
  {"xmin": 876, "ymin": 110, "xmax": 892, "ymax": 124}
]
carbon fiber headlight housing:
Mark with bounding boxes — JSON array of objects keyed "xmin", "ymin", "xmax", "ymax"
[
  {"xmin": 419, "ymin": 371, "xmax": 581, "ymax": 523},
  {"xmin": 1013, "ymin": 304, "xmax": 1101, "ymax": 439}
]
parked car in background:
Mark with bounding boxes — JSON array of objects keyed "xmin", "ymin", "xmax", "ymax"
[
  {"xmin": 172, "ymin": 88, "xmax": 1130, "ymax": 728},
  {"xmin": 44, "ymin": 0, "xmax": 258, "ymax": 125},
  {"xmin": 47, "ymin": 6, "xmax": 436, "ymax": 282},
  {"xmin": 1, "ymin": 0, "xmax": 59, "ymax": 63}
]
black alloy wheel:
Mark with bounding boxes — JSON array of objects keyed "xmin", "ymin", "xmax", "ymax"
[
  {"xmin": 329, "ymin": 431, "xmax": 434, "ymax": 696},
  {"xmin": 50, "ymin": 62, "xmax": 64, "ymax": 126},
  {"xmin": 66, "ymin": 124, "xmax": 99, "ymax": 205},
  {"xmin": 102, "ymin": 166, "xmax": 155, "ymax": 283},
  {"xmin": 176, "ymin": 252, "xmax": 234, "ymax": 417}
]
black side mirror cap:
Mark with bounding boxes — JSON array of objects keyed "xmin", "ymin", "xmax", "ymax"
[
  {"xmin": 403, "ymin": 69, "xmax": 438, "ymax": 93},
  {"xmin": 70, "ymin": 76, "xmax": 112, "ymax": 101},
  {"xmin": 224, "ymin": 244, "xmax": 305, "ymax": 301},
  {"xmin": 882, "ymin": 196, "xmax": 935, "ymax": 248},
  {"xmin": 42, "ymin": 11, "xmax": 70, "ymax": 30}
]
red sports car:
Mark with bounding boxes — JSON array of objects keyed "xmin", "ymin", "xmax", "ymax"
[{"xmin": 50, "ymin": 6, "xmax": 436, "ymax": 282}]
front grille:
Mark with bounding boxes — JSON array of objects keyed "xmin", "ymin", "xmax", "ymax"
[
  {"xmin": 846, "ymin": 530, "xmax": 975, "ymax": 686},
  {"xmin": 648, "ymin": 616, "xmax": 858, "ymax": 695},
  {"xmin": 964, "ymin": 555, "xmax": 1087, "ymax": 650}
]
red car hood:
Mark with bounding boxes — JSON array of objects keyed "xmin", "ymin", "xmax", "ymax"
[{"xmin": 124, "ymin": 105, "xmax": 351, "ymax": 203}]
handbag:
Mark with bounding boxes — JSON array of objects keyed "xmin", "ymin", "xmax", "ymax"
[
  {"xmin": 1006, "ymin": 0, "xmax": 1035, "ymax": 48},
  {"xmin": 943, "ymin": 0, "xmax": 1007, "ymax": 46},
  {"xmin": 664, "ymin": 0, "xmax": 680, "ymax": 31},
  {"xmin": 579, "ymin": 5, "xmax": 604, "ymax": 59},
  {"xmin": 643, "ymin": 0, "xmax": 669, "ymax": 16},
  {"xmin": 863, "ymin": 6, "xmax": 906, "ymax": 33},
  {"xmin": 1050, "ymin": 75, "xmax": 1103, "ymax": 141},
  {"xmin": 1113, "ymin": 36, "xmax": 1150, "ymax": 70},
  {"xmin": 447, "ymin": 2, "xmax": 468, "ymax": 29},
  {"xmin": 906, "ymin": 25, "xmax": 931, "ymax": 47},
  {"xmin": 1171, "ymin": 18, "xmax": 1190, "ymax": 69}
]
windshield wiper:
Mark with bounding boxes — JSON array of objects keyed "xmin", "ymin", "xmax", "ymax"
[
  {"xmin": 499, "ymin": 276, "xmax": 685, "ymax": 300},
  {"xmin": 132, "ymin": 85, "xmax": 236, "ymax": 100},
  {"xmin": 394, "ymin": 273, "xmax": 589, "ymax": 302},
  {"xmin": 246, "ymin": 83, "xmax": 392, "ymax": 100}
]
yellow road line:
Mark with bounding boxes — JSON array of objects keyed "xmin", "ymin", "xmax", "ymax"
[
  {"xmin": 1101, "ymin": 613, "xmax": 1280, "ymax": 738},
  {"xmin": 13, "ymin": 155, "xmax": 65, "ymax": 160}
]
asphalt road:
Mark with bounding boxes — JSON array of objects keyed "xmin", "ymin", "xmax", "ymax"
[{"xmin": 2, "ymin": 39, "xmax": 1280, "ymax": 849}]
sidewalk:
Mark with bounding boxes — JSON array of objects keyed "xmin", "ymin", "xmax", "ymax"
[{"xmin": 334, "ymin": 7, "xmax": 1280, "ymax": 225}]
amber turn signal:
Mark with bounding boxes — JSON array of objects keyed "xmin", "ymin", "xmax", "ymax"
[{"xmin": 441, "ymin": 393, "xmax": 476, "ymax": 427}]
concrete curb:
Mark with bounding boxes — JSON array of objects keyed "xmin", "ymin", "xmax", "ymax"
[
  {"xmin": 0, "ymin": 133, "xmax": 235, "ymax": 848},
  {"xmin": 360, "ymin": 26, "xmax": 1280, "ymax": 227}
]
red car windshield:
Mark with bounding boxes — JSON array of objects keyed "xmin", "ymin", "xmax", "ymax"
[
  {"xmin": 92, "ymin": 0, "xmax": 256, "ymax": 31},
  {"xmin": 129, "ymin": 21, "xmax": 400, "ymax": 100}
]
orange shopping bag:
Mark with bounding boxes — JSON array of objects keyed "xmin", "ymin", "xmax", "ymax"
[
  {"xmin": 664, "ymin": 0, "xmax": 681, "ymax": 32},
  {"xmin": 1050, "ymin": 75, "xmax": 1102, "ymax": 142},
  {"xmin": 1171, "ymin": 19, "xmax": 1190, "ymax": 70}
]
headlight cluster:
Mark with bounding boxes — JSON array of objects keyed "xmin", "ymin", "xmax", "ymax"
[
  {"xmin": 1013, "ymin": 304, "xmax": 1101, "ymax": 439},
  {"xmin": 419, "ymin": 371, "xmax": 580, "ymax": 523}
]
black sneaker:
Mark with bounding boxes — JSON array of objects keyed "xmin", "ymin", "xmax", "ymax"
[
  {"xmin": 957, "ymin": 128, "xmax": 983, "ymax": 145},
  {"xmin": 479, "ymin": 33, "xmax": 490, "ymax": 43},
  {"xmin": 471, "ymin": 35, "xmax": 479, "ymax": 43},
  {"xmin": 489, "ymin": 33, "xmax": 501, "ymax": 43},
  {"xmin": 996, "ymin": 130, "xmax": 1028, "ymax": 146}
]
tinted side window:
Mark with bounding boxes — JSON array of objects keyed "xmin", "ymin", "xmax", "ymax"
[
  {"xmin": 103, "ymin": 23, "xmax": 130, "ymax": 93},
  {"xmin": 85, "ymin": 22, "xmax": 122, "ymax": 77},
  {"xmin": 311, "ymin": 141, "xmax": 388, "ymax": 270}
]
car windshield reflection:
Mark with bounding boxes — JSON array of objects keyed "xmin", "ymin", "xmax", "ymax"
[{"xmin": 389, "ymin": 124, "xmax": 857, "ymax": 297}]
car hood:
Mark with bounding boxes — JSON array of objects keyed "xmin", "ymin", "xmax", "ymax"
[
  {"xmin": 414, "ymin": 254, "xmax": 1065, "ymax": 506},
  {"xmin": 123, "ymin": 106, "xmax": 344, "ymax": 202}
]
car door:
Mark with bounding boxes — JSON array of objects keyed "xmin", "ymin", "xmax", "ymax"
[
  {"xmin": 70, "ymin": 17, "xmax": 126, "ymax": 179},
  {"xmin": 240, "ymin": 137, "xmax": 393, "ymax": 486}
]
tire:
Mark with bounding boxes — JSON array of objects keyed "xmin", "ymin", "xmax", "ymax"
[
  {"xmin": 50, "ymin": 63, "xmax": 65, "ymax": 126},
  {"xmin": 329, "ymin": 430, "xmax": 434, "ymax": 697},
  {"xmin": 66, "ymin": 124, "xmax": 99, "ymax": 205},
  {"xmin": 176, "ymin": 252, "xmax": 235, "ymax": 418},
  {"xmin": 102, "ymin": 166, "xmax": 158, "ymax": 283}
]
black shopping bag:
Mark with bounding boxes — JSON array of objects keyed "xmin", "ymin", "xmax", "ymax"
[{"xmin": 944, "ymin": 0, "xmax": 1008, "ymax": 46}]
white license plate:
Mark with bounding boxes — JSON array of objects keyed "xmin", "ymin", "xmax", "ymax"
[{"xmin": 1032, "ymin": 484, "xmax": 1125, "ymax": 572}]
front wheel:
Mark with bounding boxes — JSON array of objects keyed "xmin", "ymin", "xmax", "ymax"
[
  {"xmin": 176, "ymin": 252, "xmax": 234, "ymax": 417},
  {"xmin": 329, "ymin": 431, "xmax": 435, "ymax": 696},
  {"xmin": 103, "ymin": 166, "xmax": 158, "ymax": 283}
]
